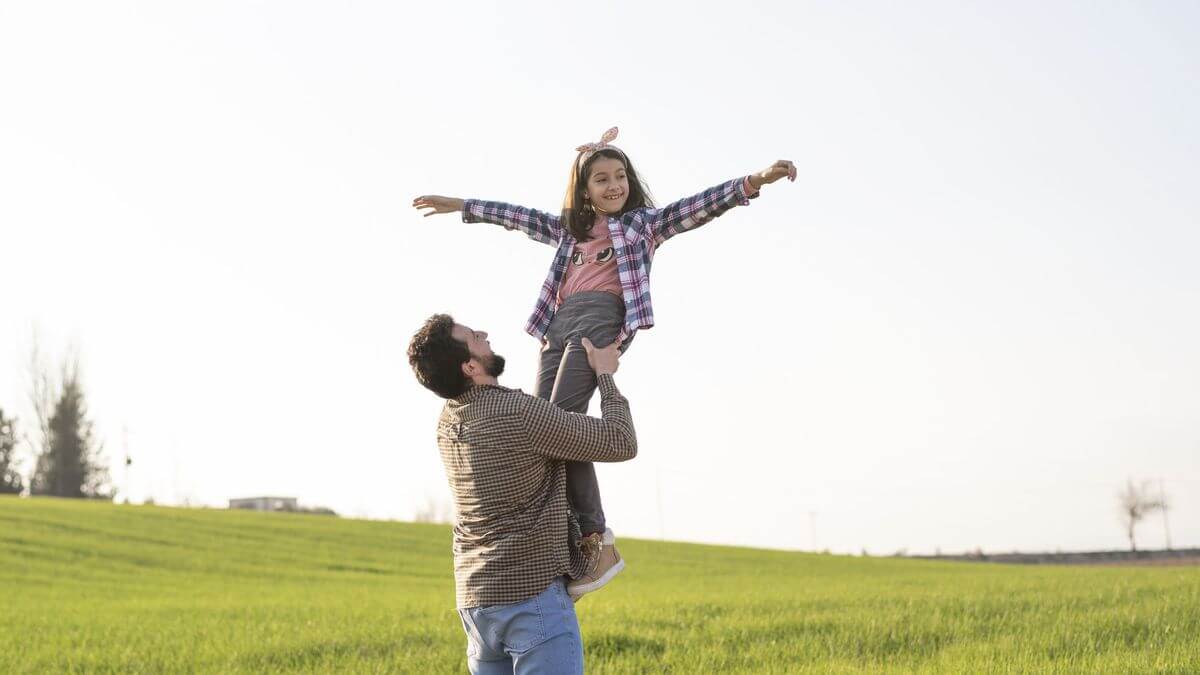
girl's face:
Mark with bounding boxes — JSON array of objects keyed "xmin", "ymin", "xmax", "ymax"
[{"xmin": 585, "ymin": 157, "xmax": 629, "ymax": 214}]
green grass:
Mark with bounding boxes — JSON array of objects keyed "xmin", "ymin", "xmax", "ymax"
[{"xmin": 1, "ymin": 496, "xmax": 1198, "ymax": 673}]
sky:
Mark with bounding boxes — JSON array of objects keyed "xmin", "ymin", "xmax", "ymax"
[{"xmin": 1, "ymin": 0, "xmax": 1197, "ymax": 555}]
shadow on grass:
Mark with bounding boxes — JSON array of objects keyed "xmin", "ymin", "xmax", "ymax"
[
  {"xmin": 588, "ymin": 633, "xmax": 667, "ymax": 659},
  {"xmin": 239, "ymin": 639, "xmax": 403, "ymax": 670}
]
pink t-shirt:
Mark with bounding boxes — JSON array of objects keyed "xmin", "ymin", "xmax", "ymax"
[{"xmin": 558, "ymin": 233, "xmax": 623, "ymax": 304}]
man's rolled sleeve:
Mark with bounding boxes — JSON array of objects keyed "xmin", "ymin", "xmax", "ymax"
[{"xmin": 520, "ymin": 375, "xmax": 637, "ymax": 463}]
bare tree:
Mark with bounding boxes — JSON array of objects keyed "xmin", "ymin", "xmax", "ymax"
[
  {"xmin": 27, "ymin": 335, "xmax": 55, "ymax": 468},
  {"xmin": 1158, "ymin": 479, "xmax": 1173, "ymax": 550},
  {"xmin": 1117, "ymin": 478, "xmax": 1164, "ymax": 552}
]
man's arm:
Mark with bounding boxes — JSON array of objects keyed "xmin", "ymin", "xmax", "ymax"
[{"xmin": 518, "ymin": 339, "xmax": 637, "ymax": 463}]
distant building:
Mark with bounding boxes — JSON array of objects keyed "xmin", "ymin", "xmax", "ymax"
[{"xmin": 229, "ymin": 496, "xmax": 298, "ymax": 512}]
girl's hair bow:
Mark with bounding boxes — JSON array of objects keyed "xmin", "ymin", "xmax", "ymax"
[{"xmin": 575, "ymin": 127, "xmax": 620, "ymax": 157}]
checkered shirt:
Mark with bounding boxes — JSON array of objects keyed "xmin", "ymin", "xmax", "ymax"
[
  {"xmin": 463, "ymin": 176, "xmax": 756, "ymax": 344},
  {"xmin": 437, "ymin": 374, "xmax": 637, "ymax": 608}
]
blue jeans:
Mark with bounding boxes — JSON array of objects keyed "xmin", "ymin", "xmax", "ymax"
[{"xmin": 457, "ymin": 578, "xmax": 583, "ymax": 674}]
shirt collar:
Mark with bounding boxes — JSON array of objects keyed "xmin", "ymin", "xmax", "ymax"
[{"xmin": 453, "ymin": 383, "xmax": 512, "ymax": 404}]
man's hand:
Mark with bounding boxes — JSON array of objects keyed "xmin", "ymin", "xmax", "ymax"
[
  {"xmin": 412, "ymin": 195, "xmax": 465, "ymax": 217},
  {"xmin": 582, "ymin": 337, "xmax": 620, "ymax": 376},
  {"xmin": 749, "ymin": 160, "xmax": 797, "ymax": 190}
]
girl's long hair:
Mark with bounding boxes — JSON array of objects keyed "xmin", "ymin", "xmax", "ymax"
[{"xmin": 561, "ymin": 148, "xmax": 654, "ymax": 242}]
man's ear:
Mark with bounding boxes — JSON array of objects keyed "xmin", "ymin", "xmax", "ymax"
[{"xmin": 461, "ymin": 358, "xmax": 476, "ymax": 380}]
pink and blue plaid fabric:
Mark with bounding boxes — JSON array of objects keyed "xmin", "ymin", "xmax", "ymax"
[{"xmin": 463, "ymin": 177, "xmax": 756, "ymax": 343}]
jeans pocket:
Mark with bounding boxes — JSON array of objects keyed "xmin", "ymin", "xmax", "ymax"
[
  {"xmin": 458, "ymin": 609, "xmax": 481, "ymax": 658},
  {"xmin": 552, "ymin": 577, "xmax": 569, "ymax": 610},
  {"xmin": 501, "ymin": 596, "xmax": 546, "ymax": 652},
  {"xmin": 535, "ymin": 580, "xmax": 581, "ymax": 652}
]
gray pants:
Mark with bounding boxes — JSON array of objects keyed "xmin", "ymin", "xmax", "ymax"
[{"xmin": 533, "ymin": 292, "xmax": 630, "ymax": 536}]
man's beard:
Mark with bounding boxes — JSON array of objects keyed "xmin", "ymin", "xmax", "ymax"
[{"xmin": 482, "ymin": 353, "xmax": 506, "ymax": 378}]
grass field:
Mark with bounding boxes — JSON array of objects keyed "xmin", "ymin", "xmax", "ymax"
[{"xmin": 2, "ymin": 496, "xmax": 1198, "ymax": 673}]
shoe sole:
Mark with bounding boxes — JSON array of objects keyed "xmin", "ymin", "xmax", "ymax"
[{"xmin": 568, "ymin": 557, "xmax": 626, "ymax": 600}]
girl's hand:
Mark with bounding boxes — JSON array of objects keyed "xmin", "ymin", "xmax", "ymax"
[
  {"xmin": 412, "ymin": 195, "xmax": 465, "ymax": 217},
  {"xmin": 750, "ymin": 160, "xmax": 797, "ymax": 190}
]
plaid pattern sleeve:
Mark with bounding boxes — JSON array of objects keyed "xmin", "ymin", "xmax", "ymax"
[
  {"xmin": 437, "ymin": 376, "xmax": 636, "ymax": 609},
  {"xmin": 462, "ymin": 199, "xmax": 563, "ymax": 247},
  {"xmin": 644, "ymin": 176, "xmax": 757, "ymax": 247},
  {"xmin": 519, "ymin": 374, "xmax": 637, "ymax": 462}
]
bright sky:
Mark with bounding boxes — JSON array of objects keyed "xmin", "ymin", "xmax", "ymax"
[{"xmin": 2, "ymin": 1, "xmax": 1197, "ymax": 555}]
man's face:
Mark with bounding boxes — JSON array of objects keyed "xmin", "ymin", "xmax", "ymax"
[{"xmin": 451, "ymin": 323, "xmax": 505, "ymax": 378}]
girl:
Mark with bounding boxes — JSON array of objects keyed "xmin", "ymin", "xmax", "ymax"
[{"xmin": 413, "ymin": 127, "xmax": 796, "ymax": 599}]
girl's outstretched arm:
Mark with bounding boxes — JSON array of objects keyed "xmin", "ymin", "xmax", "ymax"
[
  {"xmin": 412, "ymin": 194, "xmax": 563, "ymax": 247},
  {"xmin": 646, "ymin": 159, "xmax": 796, "ymax": 247}
]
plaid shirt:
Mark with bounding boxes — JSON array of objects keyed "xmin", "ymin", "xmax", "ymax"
[
  {"xmin": 463, "ymin": 177, "xmax": 757, "ymax": 343},
  {"xmin": 437, "ymin": 374, "xmax": 637, "ymax": 608}
]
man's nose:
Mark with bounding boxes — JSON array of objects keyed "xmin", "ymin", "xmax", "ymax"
[{"xmin": 480, "ymin": 331, "xmax": 488, "ymax": 340}]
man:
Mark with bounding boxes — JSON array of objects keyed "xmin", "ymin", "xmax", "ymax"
[{"xmin": 407, "ymin": 314, "xmax": 637, "ymax": 673}]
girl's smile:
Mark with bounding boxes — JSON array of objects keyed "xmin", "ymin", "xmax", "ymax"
[{"xmin": 586, "ymin": 157, "xmax": 630, "ymax": 214}]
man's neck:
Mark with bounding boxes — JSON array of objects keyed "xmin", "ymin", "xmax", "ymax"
[{"xmin": 471, "ymin": 375, "xmax": 499, "ymax": 388}]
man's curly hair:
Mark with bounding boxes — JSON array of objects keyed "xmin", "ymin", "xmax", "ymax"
[{"xmin": 407, "ymin": 314, "xmax": 471, "ymax": 399}]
